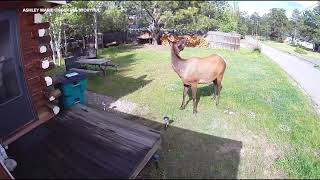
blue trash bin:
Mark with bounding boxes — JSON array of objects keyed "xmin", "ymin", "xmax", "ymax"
[{"xmin": 59, "ymin": 71, "xmax": 88, "ymax": 109}]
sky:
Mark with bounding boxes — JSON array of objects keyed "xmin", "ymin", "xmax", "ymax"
[{"xmin": 228, "ymin": 1, "xmax": 319, "ymax": 18}]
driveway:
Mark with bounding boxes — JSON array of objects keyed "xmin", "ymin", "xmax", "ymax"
[{"xmin": 244, "ymin": 37, "xmax": 320, "ymax": 113}]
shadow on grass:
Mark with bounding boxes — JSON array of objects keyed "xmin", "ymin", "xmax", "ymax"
[
  {"xmin": 98, "ymin": 44, "xmax": 144, "ymax": 60},
  {"xmin": 87, "ymin": 74, "xmax": 152, "ymax": 99},
  {"xmin": 109, "ymin": 53, "xmax": 139, "ymax": 70},
  {"xmin": 86, "ymin": 47, "xmax": 155, "ymax": 109},
  {"xmin": 181, "ymin": 84, "xmax": 216, "ymax": 109},
  {"xmin": 141, "ymin": 126, "xmax": 242, "ymax": 179},
  {"xmin": 76, "ymin": 53, "xmax": 139, "ymax": 75}
]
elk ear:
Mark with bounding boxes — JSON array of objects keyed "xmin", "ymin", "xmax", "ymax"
[
  {"xmin": 168, "ymin": 41, "xmax": 173, "ymax": 47},
  {"xmin": 168, "ymin": 36, "xmax": 174, "ymax": 46},
  {"xmin": 177, "ymin": 38, "xmax": 186, "ymax": 50}
]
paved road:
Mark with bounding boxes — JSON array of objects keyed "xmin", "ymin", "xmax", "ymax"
[
  {"xmin": 262, "ymin": 45, "xmax": 320, "ymax": 111},
  {"xmin": 245, "ymin": 37, "xmax": 320, "ymax": 112}
]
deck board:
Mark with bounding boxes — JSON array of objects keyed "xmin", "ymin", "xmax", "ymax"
[{"xmin": 9, "ymin": 104, "xmax": 161, "ymax": 179}]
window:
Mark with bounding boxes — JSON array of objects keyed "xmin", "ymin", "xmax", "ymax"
[{"xmin": 0, "ymin": 20, "xmax": 20, "ymax": 104}]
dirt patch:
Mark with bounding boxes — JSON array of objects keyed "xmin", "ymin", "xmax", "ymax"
[
  {"xmin": 86, "ymin": 91, "xmax": 149, "ymax": 117},
  {"xmin": 235, "ymin": 126, "xmax": 287, "ymax": 178}
]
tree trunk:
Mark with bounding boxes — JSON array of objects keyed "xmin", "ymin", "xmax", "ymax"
[
  {"xmin": 54, "ymin": 36, "xmax": 61, "ymax": 66},
  {"xmin": 63, "ymin": 27, "xmax": 67, "ymax": 57},
  {"xmin": 94, "ymin": 11, "xmax": 98, "ymax": 49},
  {"xmin": 57, "ymin": 32, "xmax": 61, "ymax": 66},
  {"xmin": 293, "ymin": 27, "xmax": 297, "ymax": 44},
  {"xmin": 54, "ymin": 22, "xmax": 62, "ymax": 66},
  {"xmin": 82, "ymin": 36, "xmax": 86, "ymax": 49},
  {"xmin": 256, "ymin": 21, "xmax": 259, "ymax": 37},
  {"xmin": 151, "ymin": 21, "xmax": 161, "ymax": 45},
  {"xmin": 251, "ymin": 22, "xmax": 254, "ymax": 36},
  {"xmin": 49, "ymin": 27, "xmax": 56, "ymax": 64}
]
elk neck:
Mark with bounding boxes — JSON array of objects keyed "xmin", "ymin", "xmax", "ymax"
[{"xmin": 171, "ymin": 46, "xmax": 186, "ymax": 76}]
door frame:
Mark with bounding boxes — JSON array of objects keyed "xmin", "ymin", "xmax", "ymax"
[{"xmin": 0, "ymin": 10, "xmax": 37, "ymax": 140}]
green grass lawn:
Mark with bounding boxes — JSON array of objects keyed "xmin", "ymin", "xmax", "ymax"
[
  {"xmin": 50, "ymin": 45, "xmax": 320, "ymax": 178},
  {"xmin": 263, "ymin": 40, "xmax": 320, "ymax": 62}
]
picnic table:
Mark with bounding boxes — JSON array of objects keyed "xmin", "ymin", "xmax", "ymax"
[{"xmin": 76, "ymin": 58, "xmax": 118, "ymax": 76}]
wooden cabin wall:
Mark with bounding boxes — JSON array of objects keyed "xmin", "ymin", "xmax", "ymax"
[
  {"xmin": 0, "ymin": 2, "xmax": 60, "ymax": 145},
  {"xmin": 17, "ymin": 10, "xmax": 52, "ymax": 116}
]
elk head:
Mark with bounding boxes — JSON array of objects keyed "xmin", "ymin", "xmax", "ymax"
[{"xmin": 168, "ymin": 37, "xmax": 187, "ymax": 54}]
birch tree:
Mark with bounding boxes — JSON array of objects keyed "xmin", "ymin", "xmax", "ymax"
[
  {"xmin": 289, "ymin": 9, "xmax": 301, "ymax": 44},
  {"xmin": 88, "ymin": 1, "xmax": 105, "ymax": 49},
  {"xmin": 44, "ymin": 11, "xmax": 63, "ymax": 66}
]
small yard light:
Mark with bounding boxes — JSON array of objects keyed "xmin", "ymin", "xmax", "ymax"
[
  {"xmin": 163, "ymin": 116, "xmax": 170, "ymax": 130},
  {"xmin": 102, "ymin": 101, "xmax": 106, "ymax": 111},
  {"xmin": 152, "ymin": 153, "xmax": 160, "ymax": 169}
]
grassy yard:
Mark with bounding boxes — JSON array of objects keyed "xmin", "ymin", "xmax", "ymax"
[
  {"xmin": 51, "ymin": 45, "xmax": 320, "ymax": 178},
  {"xmin": 263, "ymin": 40, "xmax": 320, "ymax": 62}
]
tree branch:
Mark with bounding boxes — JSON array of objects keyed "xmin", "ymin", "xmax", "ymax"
[{"xmin": 140, "ymin": 1, "xmax": 156, "ymax": 23}]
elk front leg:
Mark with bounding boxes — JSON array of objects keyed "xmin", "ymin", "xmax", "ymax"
[
  {"xmin": 191, "ymin": 84, "xmax": 198, "ymax": 114},
  {"xmin": 180, "ymin": 84, "xmax": 189, "ymax": 110},
  {"xmin": 216, "ymin": 80, "xmax": 222, "ymax": 106}
]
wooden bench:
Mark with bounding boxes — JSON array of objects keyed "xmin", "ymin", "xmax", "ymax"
[
  {"xmin": 69, "ymin": 68, "xmax": 99, "ymax": 75},
  {"xmin": 65, "ymin": 48, "xmax": 118, "ymax": 76},
  {"xmin": 75, "ymin": 58, "xmax": 118, "ymax": 76},
  {"xmin": 65, "ymin": 56, "xmax": 101, "ymax": 75}
]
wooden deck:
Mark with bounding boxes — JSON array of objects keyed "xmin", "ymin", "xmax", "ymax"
[
  {"xmin": 0, "ymin": 161, "xmax": 13, "ymax": 179},
  {"xmin": 8, "ymin": 104, "xmax": 161, "ymax": 179}
]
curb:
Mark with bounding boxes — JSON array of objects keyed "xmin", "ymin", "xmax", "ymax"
[{"xmin": 285, "ymin": 52, "xmax": 320, "ymax": 66}]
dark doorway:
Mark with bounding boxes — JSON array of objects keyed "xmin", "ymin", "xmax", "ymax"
[{"xmin": 0, "ymin": 10, "xmax": 35, "ymax": 138}]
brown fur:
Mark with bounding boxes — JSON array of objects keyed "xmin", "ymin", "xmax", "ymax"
[{"xmin": 169, "ymin": 38, "xmax": 226, "ymax": 114}]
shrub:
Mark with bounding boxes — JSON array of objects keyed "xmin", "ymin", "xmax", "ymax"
[
  {"xmin": 252, "ymin": 43, "xmax": 261, "ymax": 53},
  {"xmin": 294, "ymin": 47, "xmax": 307, "ymax": 54},
  {"xmin": 253, "ymin": 47, "xmax": 261, "ymax": 53}
]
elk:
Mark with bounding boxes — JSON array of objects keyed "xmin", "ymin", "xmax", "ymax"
[{"xmin": 169, "ymin": 38, "xmax": 226, "ymax": 114}]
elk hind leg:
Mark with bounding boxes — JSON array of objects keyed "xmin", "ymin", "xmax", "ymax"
[
  {"xmin": 216, "ymin": 79, "xmax": 223, "ymax": 106},
  {"xmin": 212, "ymin": 79, "xmax": 217, "ymax": 100},
  {"xmin": 191, "ymin": 83, "xmax": 198, "ymax": 114}
]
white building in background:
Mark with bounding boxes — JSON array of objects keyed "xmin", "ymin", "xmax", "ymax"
[
  {"xmin": 296, "ymin": 40, "xmax": 314, "ymax": 50},
  {"xmin": 286, "ymin": 37, "xmax": 314, "ymax": 50}
]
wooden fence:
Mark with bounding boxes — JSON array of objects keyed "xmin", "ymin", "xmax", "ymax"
[{"xmin": 207, "ymin": 31, "xmax": 240, "ymax": 51}]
